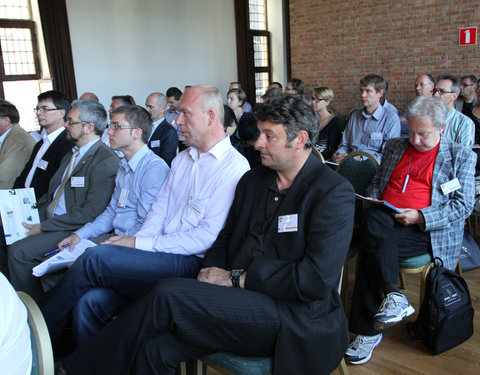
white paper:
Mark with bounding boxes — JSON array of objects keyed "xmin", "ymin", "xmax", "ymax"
[
  {"xmin": 32, "ymin": 239, "xmax": 97, "ymax": 277},
  {"xmin": 0, "ymin": 188, "xmax": 40, "ymax": 245}
]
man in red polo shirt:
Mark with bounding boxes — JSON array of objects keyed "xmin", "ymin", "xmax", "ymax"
[{"xmin": 345, "ymin": 96, "xmax": 476, "ymax": 365}]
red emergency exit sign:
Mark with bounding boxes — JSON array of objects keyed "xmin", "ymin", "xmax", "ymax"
[{"xmin": 459, "ymin": 27, "xmax": 477, "ymax": 46}]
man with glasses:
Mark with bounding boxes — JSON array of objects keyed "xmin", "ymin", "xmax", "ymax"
[
  {"xmin": 455, "ymin": 74, "xmax": 478, "ymax": 121},
  {"xmin": 284, "ymin": 78, "xmax": 305, "ymax": 95},
  {"xmin": 433, "ymin": 74, "xmax": 474, "ymax": 147},
  {"xmin": 6, "ymin": 99, "xmax": 119, "ymax": 301},
  {"xmin": 41, "ymin": 105, "xmax": 169, "ymax": 347},
  {"xmin": 13, "ymin": 90, "xmax": 75, "ymax": 201}
]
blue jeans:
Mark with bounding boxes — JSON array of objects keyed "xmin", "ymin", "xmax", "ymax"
[{"xmin": 39, "ymin": 244, "xmax": 202, "ymax": 347}]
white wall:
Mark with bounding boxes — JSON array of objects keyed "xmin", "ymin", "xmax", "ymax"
[{"xmin": 65, "ymin": 0, "xmax": 237, "ymax": 107}]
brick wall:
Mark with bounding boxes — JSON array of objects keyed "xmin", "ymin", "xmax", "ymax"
[{"xmin": 289, "ymin": 0, "xmax": 480, "ymax": 117}]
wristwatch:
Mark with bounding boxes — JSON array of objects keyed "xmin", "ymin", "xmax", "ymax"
[{"xmin": 231, "ymin": 269, "xmax": 243, "ymax": 288}]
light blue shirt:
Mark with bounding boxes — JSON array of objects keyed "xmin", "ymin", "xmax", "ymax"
[
  {"xmin": 442, "ymin": 107, "xmax": 475, "ymax": 148},
  {"xmin": 336, "ymin": 104, "xmax": 400, "ymax": 161},
  {"xmin": 0, "ymin": 127, "xmax": 11, "ymax": 149},
  {"xmin": 74, "ymin": 144, "xmax": 169, "ymax": 239}
]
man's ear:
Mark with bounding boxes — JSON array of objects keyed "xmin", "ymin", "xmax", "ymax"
[{"xmin": 295, "ymin": 130, "xmax": 309, "ymax": 149}]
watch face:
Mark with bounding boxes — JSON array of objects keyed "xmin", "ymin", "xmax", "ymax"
[{"xmin": 231, "ymin": 269, "xmax": 243, "ymax": 277}]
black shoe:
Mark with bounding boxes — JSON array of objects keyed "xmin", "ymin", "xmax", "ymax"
[{"xmin": 55, "ymin": 362, "xmax": 69, "ymax": 375}]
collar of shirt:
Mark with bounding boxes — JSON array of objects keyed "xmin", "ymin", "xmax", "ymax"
[
  {"xmin": 362, "ymin": 103, "xmax": 384, "ymax": 121},
  {"xmin": 43, "ymin": 125, "xmax": 65, "ymax": 146},
  {"xmin": 446, "ymin": 106, "xmax": 457, "ymax": 121},
  {"xmin": 120, "ymin": 144, "xmax": 150, "ymax": 173},
  {"xmin": 149, "ymin": 118, "xmax": 164, "ymax": 141},
  {"xmin": 188, "ymin": 135, "xmax": 232, "ymax": 162},
  {"xmin": 0, "ymin": 127, "xmax": 12, "ymax": 147},
  {"xmin": 71, "ymin": 137, "xmax": 100, "ymax": 167}
]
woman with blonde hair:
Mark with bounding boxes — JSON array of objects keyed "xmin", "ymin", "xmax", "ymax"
[{"xmin": 312, "ymin": 87, "xmax": 346, "ymax": 161}]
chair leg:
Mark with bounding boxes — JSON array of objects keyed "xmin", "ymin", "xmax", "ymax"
[
  {"xmin": 336, "ymin": 358, "xmax": 350, "ymax": 375},
  {"xmin": 419, "ymin": 263, "xmax": 434, "ymax": 306},
  {"xmin": 398, "ymin": 272, "xmax": 406, "ymax": 290},
  {"xmin": 179, "ymin": 361, "xmax": 187, "ymax": 375},
  {"xmin": 456, "ymin": 258, "xmax": 463, "ymax": 277}
]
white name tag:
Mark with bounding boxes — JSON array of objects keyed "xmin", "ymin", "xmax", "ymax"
[
  {"xmin": 70, "ymin": 176, "xmax": 85, "ymax": 188},
  {"xmin": 370, "ymin": 132, "xmax": 383, "ymax": 140},
  {"xmin": 37, "ymin": 159, "xmax": 49, "ymax": 170},
  {"xmin": 118, "ymin": 189, "xmax": 129, "ymax": 207},
  {"xmin": 441, "ymin": 178, "xmax": 461, "ymax": 195},
  {"xmin": 151, "ymin": 140, "xmax": 160, "ymax": 148},
  {"xmin": 188, "ymin": 196, "xmax": 206, "ymax": 216},
  {"xmin": 278, "ymin": 214, "xmax": 298, "ymax": 233}
]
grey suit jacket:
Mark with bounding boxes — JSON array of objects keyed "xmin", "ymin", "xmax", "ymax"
[
  {"xmin": 0, "ymin": 124, "xmax": 36, "ymax": 188},
  {"xmin": 38, "ymin": 138, "xmax": 119, "ymax": 232},
  {"xmin": 368, "ymin": 136, "xmax": 476, "ymax": 270}
]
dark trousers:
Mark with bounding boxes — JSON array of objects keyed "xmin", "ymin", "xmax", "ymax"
[
  {"xmin": 349, "ymin": 207, "xmax": 431, "ymax": 336},
  {"xmin": 63, "ymin": 278, "xmax": 281, "ymax": 375}
]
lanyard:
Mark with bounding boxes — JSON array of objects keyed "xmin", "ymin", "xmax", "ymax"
[{"xmin": 402, "ymin": 147, "xmax": 436, "ymax": 193}]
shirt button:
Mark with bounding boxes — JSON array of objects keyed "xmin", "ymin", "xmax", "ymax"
[{"xmin": 274, "ymin": 196, "xmax": 279, "ymax": 201}]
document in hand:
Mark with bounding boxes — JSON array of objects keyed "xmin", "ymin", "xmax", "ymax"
[
  {"xmin": 32, "ymin": 239, "xmax": 97, "ymax": 277},
  {"xmin": 354, "ymin": 193, "xmax": 403, "ymax": 214},
  {"xmin": 0, "ymin": 188, "xmax": 40, "ymax": 245}
]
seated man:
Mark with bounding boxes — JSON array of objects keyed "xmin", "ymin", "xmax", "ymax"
[
  {"xmin": 7, "ymin": 99, "xmax": 119, "ymax": 301},
  {"xmin": 433, "ymin": 74, "xmax": 475, "ymax": 148},
  {"xmin": 0, "ymin": 101, "xmax": 36, "ymax": 188},
  {"xmin": 39, "ymin": 85, "xmax": 250, "ymax": 348},
  {"xmin": 54, "ymin": 94, "xmax": 355, "ymax": 375},
  {"xmin": 345, "ymin": 96, "xmax": 476, "ymax": 365},
  {"xmin": 145, "ymin": 92, "xmax": 178, "ymax": 166},
  {"xmin": 333, "ymin": 74, "xmax": 400, "ymax": 163},
  {"xmin": 45, "ymin": 105, "xmax": 169, "ymax": 346}
]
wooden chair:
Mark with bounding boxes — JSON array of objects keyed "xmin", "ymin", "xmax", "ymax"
[
  {"xmin": 398, "ymin": 255, "xmax": 464, "ymax": 307},
  {"xmin": 192, "ymin": 269, "xmax": 350, "ymax": 375},
  {"xmin": 17, "ymin": 291, "xmax": 54, "ymax": 375}
]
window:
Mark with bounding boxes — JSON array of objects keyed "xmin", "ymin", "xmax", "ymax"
[
  {"xmin": 0, "ymin": 0, "xmax": 52, "ymax": 132},
  {"xmin": 248, "ymin": 0, "xmax": 271, "ymax": 102}
]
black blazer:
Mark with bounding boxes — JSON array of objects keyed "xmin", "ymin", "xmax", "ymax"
[
  {"xmin": 13, "ymin": 129, "xmax": 75, "ymax": 201},
  {"xmin": 148, "ymin": 119, "xmax": 177, "ymax": 166},
  {"xmin": 203, "ymin": 153, "xmax": 355, "ymax": 375}
]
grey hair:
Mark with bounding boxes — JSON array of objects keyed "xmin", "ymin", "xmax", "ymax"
[
  {"xmin": 436, "ymin": 73, "xmax": 461, "ymax": 94},
  {"xmin": 198, "ymin": 85, "xmax": 224, "ymax": 127},
  {"xmin": 149, "ymin": 92, "xmax": 167, "ymax": 108},
  {"xmin": 71, "ymin": 99, "xmax": 108, "ymax": 135},
  {"xmin": 406, "ymin": 96, "xmax": 447, "ymax": 130}
]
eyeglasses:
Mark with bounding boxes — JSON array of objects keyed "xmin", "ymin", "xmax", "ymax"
[
  {"xmin": 67, "ymin": 120, "xmax": 90, "ymax": 126},
  {"xmin": 431, "ymin": 88, "xmax": 455, "ymax": 95},
  {"xmin": 109, "ymin": 123, "xmax": 137, "ymax": 131},
  {"xmin": 461, "ymin": 83, "xmax": 476, "ymax": 87},
  {"xmin": 34, "ymin": 106, "xmax": 59, "ymax": 113},
  {"xmin": 312, "ymin": 97, "xmax": 326, "ymax": 103}
]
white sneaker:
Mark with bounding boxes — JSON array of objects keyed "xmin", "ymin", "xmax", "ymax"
[
  {"xmin": 344, "ymin": 333, "xmax": 383, "ymax": 364},
  {"xmin": 373, "ymin": 292, "xmax": 415, "ymax": 330}
]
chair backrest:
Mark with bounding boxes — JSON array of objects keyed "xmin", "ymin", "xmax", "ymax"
[
  {"xmin": 336, "ymin": 151, "xmax": 379, "ymax": 196},
  {"xmin": 17, "ymin": 292, "xmax": 54, "ymax": 375},
  {"xmin": 312, "ymin": 147, "xmax": 325, "ymax": 164}
]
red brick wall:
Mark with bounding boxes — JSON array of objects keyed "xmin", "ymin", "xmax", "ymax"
[{"xmin": 289, "ymin": 0, "xmax": 480, "ymax": 117}]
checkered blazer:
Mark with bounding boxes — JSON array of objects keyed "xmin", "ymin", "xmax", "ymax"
[{"xmin": 367, "ymin": 136, "xmax": 476, "ymax": 270}]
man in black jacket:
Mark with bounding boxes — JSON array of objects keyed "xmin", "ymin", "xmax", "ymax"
[{"xmin": 56, "ymin": 94, "xmax": 355, "ymax": 375}]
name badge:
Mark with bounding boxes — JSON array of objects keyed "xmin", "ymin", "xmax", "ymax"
[
  {"xmin": 70, "ymin": 176, "xmax": 85, "ymax": 188},
  {"xmin": 441, "ymin": 178, "xmax": 461, "ymax": 195},
  {"xmin": 370, "ymin": 132, "xmax": 383, "ymax": 140},
  {"xmin": 118, "ymin": 189, "xmax": 129, "ymax": 207},
  {"xmin": 37, "ymin": 159, "xmax": 49, "ymax": 170},
  {"xmin": 188, "ymin": 196, "xmax": 206, "ymax": 215},
  {"xmin": 151, "ymin": 140, "xmax": 160, "ymax": 148},
  {"xmin": 278, "ymin": 214, "xmax": 298, "ymax": 233}
]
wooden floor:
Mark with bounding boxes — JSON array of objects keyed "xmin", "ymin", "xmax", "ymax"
[{"xmin": 207, "ymin": 261, "xmax": 480, "ymax": 375}]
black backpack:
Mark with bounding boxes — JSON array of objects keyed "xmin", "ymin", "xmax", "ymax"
[{"xmin": 407, "ymin": 257, "xmax": 474, "ymax": 354}]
